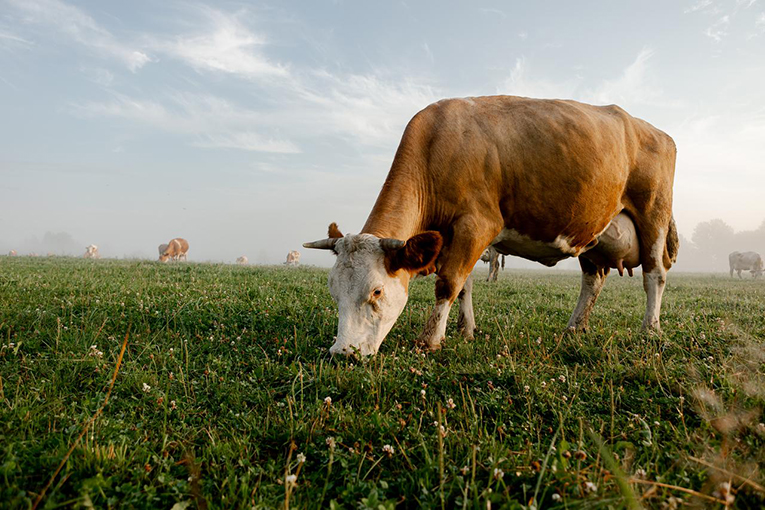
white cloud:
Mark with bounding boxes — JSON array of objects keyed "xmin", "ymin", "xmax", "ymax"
[
  {"xmin": 6, "ymin": 0, "xmax": 150, "ymax": 71},
  {"xmin": 479, "ymin": 8, "xmax": 507, "ymax": 19},
  {"xmin": 151, "ymin": 7, "xmax": 288, "ymax": 81},
  {"xmin": 194, "ymin": 132, "xmax": 300, "ymax": 154},
  {"xmin": 705, "ymin": 14, "xmax": 730, "ymax": 41},
  {"xmin": 80, "ymin": 66, "xmax": 115, "ymax": 87},
  {"xmin": 685, "ymin": 0, "xmax": 714, "ymax": 14},
  {"xmin": 498, "ymin": 57, "xmax": 581, "ymax": 99},
  {"xmin": 587, "ymin": 48, "xmax": 662, "ymax": 106},
  {"xmin": 303, "ymin": 72, "xmax": 440, "ymax": 147},
  {"xmin": 757, "ymin": 12, "xmax": 765, "ymax": 28},
  {"xmin": 69, "ymin": 92, "xmax": 300, "ymax": 154},
  {"xmin": 0, "ymin": 29, "xmax": 33, "ymax": 48}
]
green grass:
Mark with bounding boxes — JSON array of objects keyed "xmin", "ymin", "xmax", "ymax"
[{"xmin": 1, "ymin": 257, "xmax": 764, "ymax": 509}]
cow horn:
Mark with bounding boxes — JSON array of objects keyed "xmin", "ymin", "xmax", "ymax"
[
  {"xmin": 303, "ymin": 238, "xmax": 339, "ymax": 250},
  {"xmin": 380, "ymin": 238, "xmax": 406, "ymax": 250}
]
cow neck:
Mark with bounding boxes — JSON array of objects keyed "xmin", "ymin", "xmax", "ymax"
[{"xmin": 361, "ymin": 171, "xmax": 427, "ymax": 242}]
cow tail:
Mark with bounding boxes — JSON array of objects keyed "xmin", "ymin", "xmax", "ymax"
[{"xmin": 666, "ymin": 216, "xmax": 679, "ymax": 265}]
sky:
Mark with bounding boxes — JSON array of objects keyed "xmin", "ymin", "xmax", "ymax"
[{"xmin": 1, "ymin": 0, "xmax": 764, "ymax": 266}]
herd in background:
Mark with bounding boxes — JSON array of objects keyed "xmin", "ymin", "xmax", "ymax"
[
  {"xmin": 5, "ymin": 237, "xmax": 303, "ymax": 267},
  {"xmin": 5, "ymin": 243, "xmax": 763, "ymax": 279}
]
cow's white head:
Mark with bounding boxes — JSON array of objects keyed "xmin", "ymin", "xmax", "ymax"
[{"xmin": 305, "ymin": 223, "xmax": 442, "ymax": 356}]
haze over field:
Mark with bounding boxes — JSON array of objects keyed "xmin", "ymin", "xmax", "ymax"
[{"xmin": 1, "ymin": 0, "xmax": 764, "ymax": 269}]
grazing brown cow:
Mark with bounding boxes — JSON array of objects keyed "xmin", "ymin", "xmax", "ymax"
[
  {"xmin": 84, "ymin": 245, "xmax": 100, "ymax": 259},
  {"xmin": 236, "ymin": 256, "xmax": 249, "ymax": 265},
  {"xmin": 480, "ymin": 246, "xmax": 505, "ymax": 282},
  {"xmin": 729, "ymin": 251, "xmax": 763, "ymax": 279},
  {"xmin": 305, "ymin": 96, "xmax": 678, "ymax": 355},
  {"xmin": 285, "ymin": 250, "xmax": 300, "ymax": 266},
  {"xmin": 159, "ymin": 238, "xmax": 189, "ymax": 262}
]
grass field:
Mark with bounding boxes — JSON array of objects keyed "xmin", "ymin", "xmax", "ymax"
[{"xmin": 1, "ymin": 257, "xmax": 764, "ymax": 509}]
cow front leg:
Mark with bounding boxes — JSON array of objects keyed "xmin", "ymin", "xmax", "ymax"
[
  {"xmin": 418, "ymin": 219, "xmax": 499, "ymax": 351},
  {"xmin": 457, "ymin": 274, "xmax": 475, "ymax": 339},
  {"xmin": 567, "ymin": 257, "xmax": 609, "ymax": 332}
]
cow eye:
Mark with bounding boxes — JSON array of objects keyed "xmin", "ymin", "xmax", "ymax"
[{"xmin": 372, "ymin": 288, "xmax": 383, "ymax": 299}]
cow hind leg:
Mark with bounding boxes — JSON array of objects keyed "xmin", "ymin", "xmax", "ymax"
[
  {"xmin": 632, "ymin": 215, "xmax": 671, "ymax": 332},
  {"xmin": 567, "ymin": 257, "xmax": 609, "ymax": 333},
  {"xmin": 457, "ymin": 274, "xmax": 475, "ymax": 339}
]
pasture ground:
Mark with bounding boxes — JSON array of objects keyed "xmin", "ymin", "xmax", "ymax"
[{"xmin": 0, "ymin": 257, "xmax": 764, "ymax": 509}]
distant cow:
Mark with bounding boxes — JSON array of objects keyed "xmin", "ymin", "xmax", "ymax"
[
  {"xmin": 236, "ymin": 256, "xmax": 248, "ymax": 265},
  {"xmin": 159, "ymin": 238, "xmax": 189, "ymax": 262},
  {"xmin": 729, "ymin": 251, "xmax": 763, "ymax": 279},
  {"xmin": 285, "ymin": 250, "xmax": 300, "ymax": 266},
  {"xmin": 480, "ymin": 246, "xmax": 505, "ymax": 282},
  {"xmin": 158, "ymin": 243, "xmax": 169, "ymax": 258},
  {"xmin": 8, "ymin": 250, "xmax": 17, "ymax": 256},
  {"xmin": 84, "ymin": 245, "xmax": 100, "ymax": 259}
]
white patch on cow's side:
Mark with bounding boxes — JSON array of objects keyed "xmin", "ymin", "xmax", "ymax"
[
  {"xmin": 491, "ymin": 229, "xmax": 580, "ymax": 267},
  {"xmin": 328, "ymin": 234, "xmax": 409, "ymax": 356}
]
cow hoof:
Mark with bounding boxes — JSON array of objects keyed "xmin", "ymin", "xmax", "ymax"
[
  {"xmin": 565, "ymin": 325, "xmax": 587, "ymax": 335},
  {"xmin": 458, "ymin": 327, "xmax": 475, "ymax": 340},
  {"xmin": 641, "ymin": 322, "xmax": 662, "ymax": 334}
]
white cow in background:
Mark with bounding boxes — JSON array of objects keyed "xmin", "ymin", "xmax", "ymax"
[
  {"xmin": 84, "ymin": 245, "xmax": 100, "ymax": 259},
  {"xmin": 8, "ymin": 250, "xmax": 17, "ymax": 256},
  {"xmin": 236, "ymin": 256, "xmax": 249, "ymax": 265},
  {"xmin": 729, "ymin": 251, "xmax": 763, "ymax": 279},
  {"xmin": 480, "ymin": 246, "xmax": 504, "ymax": 282}
]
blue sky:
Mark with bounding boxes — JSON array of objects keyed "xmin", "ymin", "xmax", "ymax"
[{"xmin": 1, "ymin": 0, "xmax": 764, "ymax": 264}]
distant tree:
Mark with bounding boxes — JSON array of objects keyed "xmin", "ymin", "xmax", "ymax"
[{"xmin": 692, "ymin": 219, "xmax": 734, "ymax": 270}]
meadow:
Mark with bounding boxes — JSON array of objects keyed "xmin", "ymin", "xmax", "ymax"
[{"xmin": 0, "ymin": 257, "xmax": 763, "ymax": 509}]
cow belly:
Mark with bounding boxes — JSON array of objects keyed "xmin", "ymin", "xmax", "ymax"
[{"xmin": 490, "ymin": 229, "xmax": 579, "ymax": 267}]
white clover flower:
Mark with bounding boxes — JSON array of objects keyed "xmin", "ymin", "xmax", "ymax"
[
  {"xmin": 541, "ymin": 381, "xmax": 546, "ymax": 388},
  {"xmin": 420, "ymin": 389, "xmax": 426, "ymax": 398},
  {"xmin": 296, "ymin": 453, "xmax": 306, "ymax": 464},
  {"xmin": 326, "ymin": 437, "xmax": 336, "ymax": 449},
  {"xmin": 524, "ymin": 385, "xmax": 530, "ymax": 392},
  {"xmin": 559, "ymin": 375, "xmax": 566, "ymax": 383},
  {"xmin": 382, "ymin": 444, "xmax": 395, "ymax": 456},
  {"xmin": 142, "ymin": 383, "xmax": 151, "ymax": 392},
  {"xmin": 552, "ymin": 493, "xmax": 561, "ymax": 501},
  {"xmin": 324, "ymin": 396, "xmax": 332, "ymax": 406},
  {"xmin": 285, "ymin": 474, "xmax": 297, "ymax": 487},
  {"xmin": 170, "ymin": 400, "xmax": 177, "ymax": 410},
  {"xmin": 446, "ymin": 398, "xmax": 456, "ymax": 410},
  {"xmin": 583, "ymin": 481, "xmax": 597, "ymax": 493},
  {"xmin": 460, "ymin": 465, "xmax": 469, "ymax": 475},
  {"xmin": 493, "ymin": 467, "xmax": 504, "ymax": 480}
]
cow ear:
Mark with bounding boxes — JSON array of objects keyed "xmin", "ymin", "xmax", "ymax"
[
  {"xmin": 385, "ymin": 231, "xmax": 442, "ymax": 274},
  {"xmin": 328, "ymin": 222, "xmax": 343, "ymax": 238}
]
